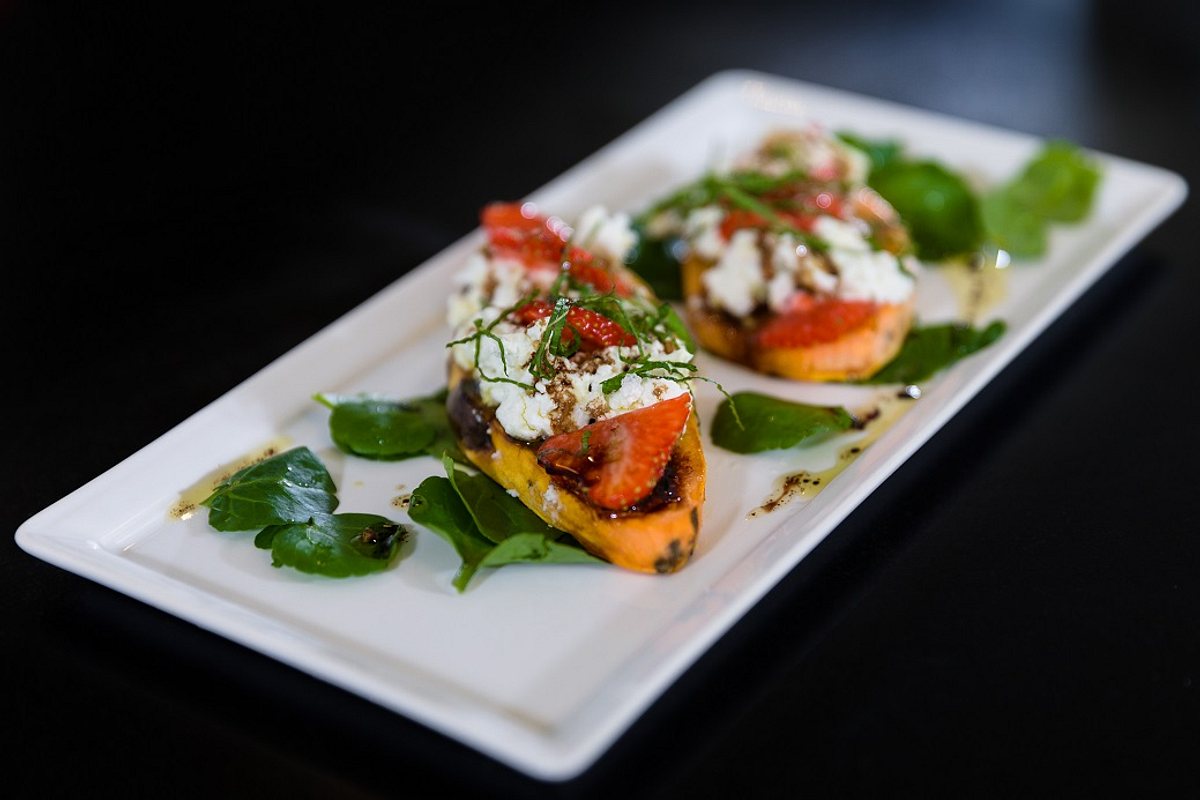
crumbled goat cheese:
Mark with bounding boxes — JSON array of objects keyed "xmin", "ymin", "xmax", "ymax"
[
  {"xmin": 811, "ymin": 216, "xmax": 914, "ymax": 304},
  {"xmin": 685, "ymin": 207, "xmax": 725, "ymax": 260},
  {"xmin": 701, "ymin": 229, "xmax": 764, "ymax": 317},
  {"xmin": 574, "ymin": 206, "xmax": 637, "ymax": 264}
]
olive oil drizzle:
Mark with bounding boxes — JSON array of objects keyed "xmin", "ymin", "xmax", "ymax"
[
  {"xmin": 747, "ymin": 390, "xmax": 917, "ymax": 518},
  {"xmin": 169, "ymin": 436, "xmax": 294, "ymax": 520},
  {"xmin": 940, "ymin": 248, "xmax": 1009, "ymax": 324}
]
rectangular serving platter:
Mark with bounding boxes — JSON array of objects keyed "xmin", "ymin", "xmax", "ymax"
[{"xmin": 16, "ymin": 70, "xmax": 1186, "ymax": 780}]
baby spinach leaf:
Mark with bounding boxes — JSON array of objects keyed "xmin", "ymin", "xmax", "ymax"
[
  {"xmin": 711, "ymin": 392, "xmax": 853, "ymax": 454},
  {"xmin": 315, "ymin": 391, "xmax": 459, "ymax": 461},
  {"xmin": 408, "ymin": 475, "xmax": 494, "ymax": 592},
  {"xmin": 1006, "ymin": 140, "xmax": 1101, "ymax": 223},
  {"xmin": 981, "ymin": 190, "xmax": 1048, "ymax": 258},
  {"xmin": 409, "ymin": 460, "xmax": 599, "ymax": 591},
  {"xmin": 201, "ymin": 447, "xmax": 338, "ymax": 532},
  {"xmin": 863, "ymin": 320, "xmax": 1006, "ymax": 385},
  {"xmin": 980, "ymin": 141, "xmax": 1101, "ymax": 258},
  {"xmin": 315, "ymin": 389, "xmax": 465, "ymax": 463},
  {"xmin": 441, "ymin": 455, "xmax": 558, "ymax": 544},
  {"xmin": 626, "ymin": 226, "xmax": 684, "ymax": 300},
  {"xmin": 480, "ymin": 532, "xmax": 602, "ymax": 568},
  {"xmin": 836, "ymin": 131, "xmax": 902, "ymax": 173},
  {"xmin": 257, "ymin": 513, "xmax": 406, "ymax": 578},
  {"xmin": 868, "ymin": 160, "xmax": 984, "ymax": 261},
  {"xmin": 316, "ymin": 393, "xmax": 434, "ymax": 459}
]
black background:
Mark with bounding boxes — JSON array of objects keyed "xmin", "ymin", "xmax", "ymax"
[{"xmin": 4, "ymin": 1, "xmax": 1199, "ymax": 796}]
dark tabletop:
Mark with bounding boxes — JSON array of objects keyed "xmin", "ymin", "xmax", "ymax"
[{"xmin": 4, "ymin": 1, "xmax": 1199, "ymax": 797}]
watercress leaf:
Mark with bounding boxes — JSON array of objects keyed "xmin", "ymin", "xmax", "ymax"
[
  {"xmin": 1007, "ymin": 140, "xmax": 1101, "ymax": 223},
  {"xmin": 261, "ymin": 512, "xmax": 406, "ymax": 578},
  {"xmin": 626, "ymin": 227, "xmax": 683, "ymax": 300},
  {"xmin": 863, "ymin": 321, "xmax": 1006, "ymax": 384},
  {"xmin": 442, "ymin": 455, "xmax": 559, "ymax": 544},
  {"xmin": 869, "ymin": 160, "xmax": 984, "ymax": 261},
  {"xmin": 201, "ymin": 446, "xmax": 338, "ymax": 532},
  {"xmin": 408, "ymin": 475, "xmax": 493, "ymax": 592},
  {"xmin": 480, "ymin": 532, "xmax": 603, "ymax": 568},
  {"xmin": 981, "ymin": 189, "xmax": 1049, "ymax": 258},
  {"xmin": 836, "ymin": 131, "xmax": 902, "ymax": 173},
  {"xmin": 711, "ymin": 392, "xmax": 853, "ymax": 454}
]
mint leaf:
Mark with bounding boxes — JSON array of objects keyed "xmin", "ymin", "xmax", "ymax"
[
  {"xmin": 863, "ymin": 321, "xmax": 1006, "ymax": 384},
  {"xmin": 201, "ymin": 447, "xmax": 338, "ymax": 532},
  {"xmin": 711, "ymin": 392, "xmax": 853, "ymax": 454},
  {"xmin": 256, "ymin": 513, "xmax": 406, "ymax": 578},
  {"xmin": 315, "ymin": 389, "xmax": 465, "ymax": 463},
  {"xmin": 868, "ymin": 160, "xmax": 984, "ymax": 261}
]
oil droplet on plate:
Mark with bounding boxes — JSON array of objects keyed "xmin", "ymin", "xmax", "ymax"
[
  {"xmin": 169, "ymin": 436, "xmax": 294, "ymax": 520},
  {"xmin": 747, "ymin": 392, "xmax": 916, "ymax": 518}
]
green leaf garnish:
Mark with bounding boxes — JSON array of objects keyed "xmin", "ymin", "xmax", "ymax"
[
  {"xmin": 408, "ymin": 459, "xmax": 601, "ymax": 592},
  {"xmin": 480, "ymin": 533, "xmax": 602, "ymax": 568},
  {"xmin": 407, "ymin": 475, "xmax": 495, "ymax": 591},
  {"xmin": 981, "ymin": 141, "xmax": 1101, "ymax": 258},
  {"xmin": 314, "ymin": 389, "xmax": 464, "ymax": 463},
  {"xmin": 626, "ymin": 227, "xmax": 684, "ymax": 300},
  {"xmin": 441, "ymin": 454, "xmax": 558, "ymax": 545},
  {"xmin": 201, "ymin": 447, "xmax": 338, "ymax": 532},
  {"xmin": 868, "ymin": 160, "xmax": 985, "ymax": 261},
  {"xmin": 836, "ymin": 132, "xmax": 902, "ymax": 173},
  {"xmin": 1005, "ymin": 140, "xmax": 1101, "ymax": 223},
  {"xmin": 862, "ymin": 321, "xmax": 1006, "ymax": 385},
  {"xmin": 255, "ymin": 512, "xmax": 405, "ymax": 578},
  {"xmin": 980, "ymin": 190, "xmax": 1048, "ymax": 259},
  {"xmin": 711, "ymin": 392, "xmax": 853, "ymax": 454}
]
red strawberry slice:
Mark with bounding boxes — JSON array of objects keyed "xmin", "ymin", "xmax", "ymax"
[
  {"xmin": 719, "ymin": 209, "xmax": 769, "ymax": 239},
  {"xmin": 756, "ymin": 297, "xmax": 877, "ymax": 348},
  {"xmin": 482, "ymin": 202, "xmax": 635, "ymax": 297},
  {"xmin": 509, "ymin": 301, "xmax": 636, "ymax": 348},
  {"xmin": 537, "ymin": 394, "xmax": 691, "ymax": 511}
]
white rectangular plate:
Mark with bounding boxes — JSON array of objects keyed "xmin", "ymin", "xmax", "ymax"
[{"xmin": 16, "ymin": 71, "xmax": 1186, "ymax": 780}]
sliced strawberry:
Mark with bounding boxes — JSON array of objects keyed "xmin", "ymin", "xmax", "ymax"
[
  {"xmin": 566, "ymin": 307, "xmax": 637, "ymax": 347},
  {"xmin": 482, "ymin": 202, "xmax": 635, "ymax": 297},
  {"xmin": 537, "ymin": 394, "xmax": 691, "ymax": 511},
  {"xmin": 482, "ymin": 202, "xmax": 544, "ymax": 232},
  {"xmin": 756, "ymin": 298, "xmax": 878, "ymax": 348},
  {"xmin": 510, "ymin": 300, "xmax": 553, "ymax": 325},
  {"xmin": 509, "ymin": 301, "xmax": 636, "ymax": 348},
  {"xmin": 720, "ymin": 209, "xmax": 769, "ymax": 239}
]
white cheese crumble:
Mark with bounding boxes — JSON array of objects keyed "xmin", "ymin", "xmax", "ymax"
[
  {"xmin": 573, "ymin": 206, "xmax": 637, "ymax": 264},
  {"xmin": 448, "ymin": 206, "xmax": 697, "ymax": 442},
  {"xmin": 813, "ymin": 215, "xmax": 915, "ymax": 304},
  {"xmin": 685, "ymin": 207, "xmax": 725, "ymax": 261},
  {"xmin": 543, "ymin": 484, "xmax": 563, "ymax": 521},
  {"xmin": 700, "ymin": 229, "xmax": 763, "ymax": 317},
  {"xmin": 690, "ymin": 211, "xmax": 914, "ymax": 313}
]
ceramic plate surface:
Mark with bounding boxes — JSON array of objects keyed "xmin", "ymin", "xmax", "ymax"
[{"xmin": 16, "ymin": 71, "xmax": 1186, "ymax": 779}]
